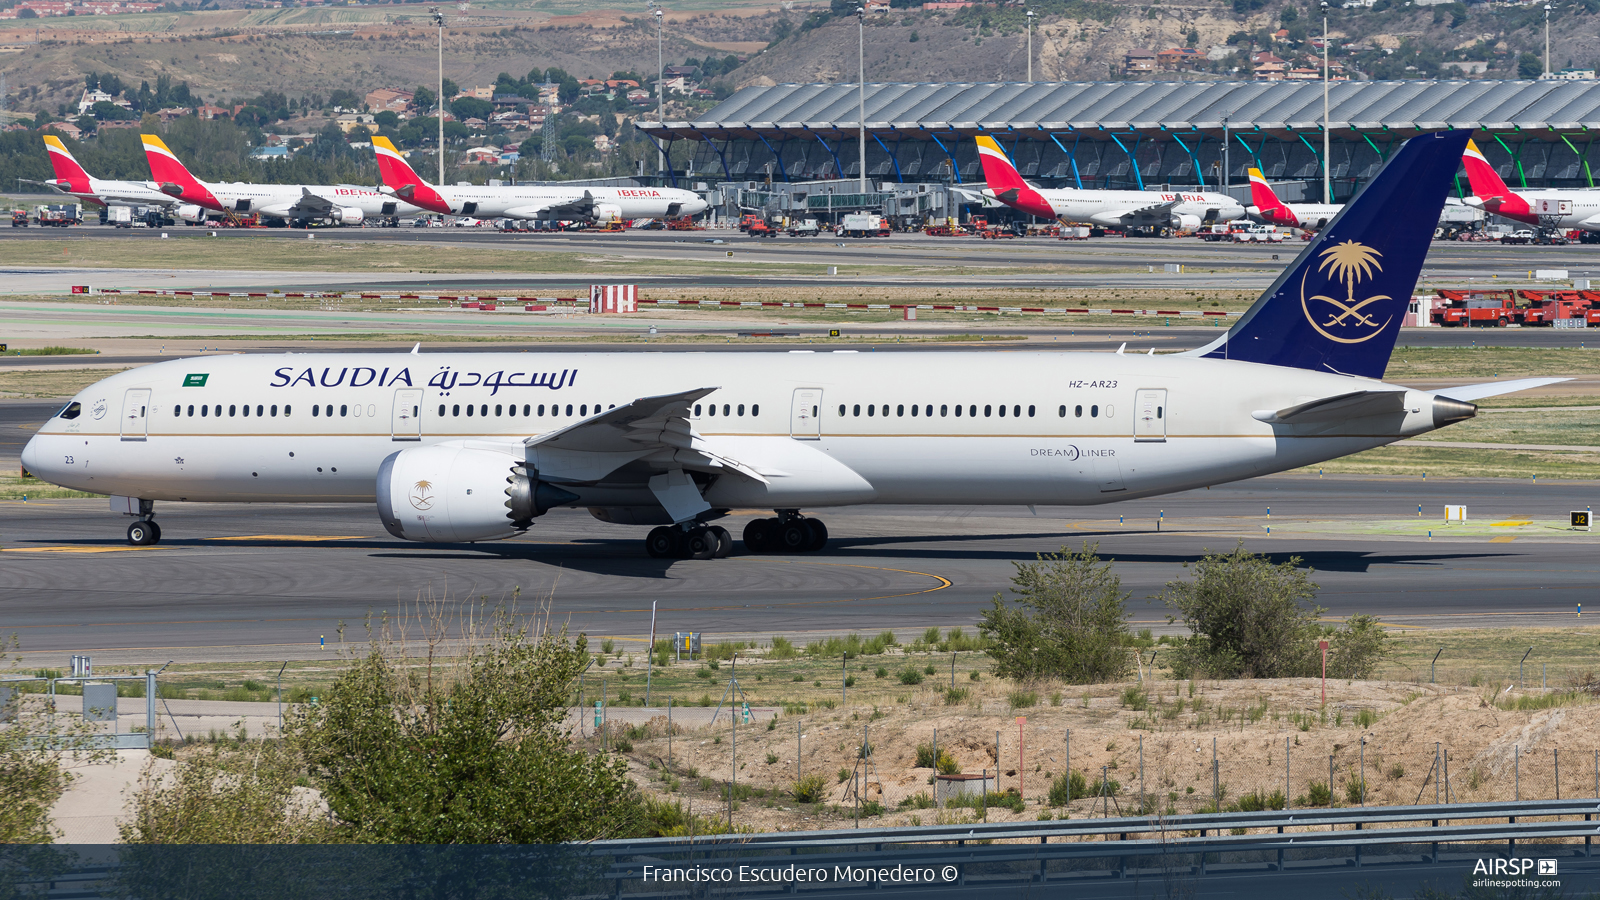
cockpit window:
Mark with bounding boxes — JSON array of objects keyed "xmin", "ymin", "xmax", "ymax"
[{"xmin": 57, "ymin": 401, "xmax": 82, "ymax": 420}]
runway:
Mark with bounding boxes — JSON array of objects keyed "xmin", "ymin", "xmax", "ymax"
[
  {"xmin": 1, "ymin": 476, "xmax": 1595, "ymax": 665},
  {"xmin": 1, "ymin": 227, "xmax": 1596, "ymax": 295}
]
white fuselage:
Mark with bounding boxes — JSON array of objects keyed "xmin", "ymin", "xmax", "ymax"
[
  {"xmin": 425, "ymin": 185, "xmax": 708, "ymax": 221},
  {"xmin": 1036, "ymin": 189, "xmax": 1246, "ymax": 228},
  {"xmin": 59, "ymin": 177, "xmax": 181, "ymax": 209},
  {"xmin": 1463, "ymin": 189, "xmax": 1600, "ymax": 231},
  {"xmin": 23, "ymin": 351, "xmax": 1446, "ymax": 514},
  {"xmin": 1251, "ymin": 201, "xmax": 1343, "ymax": 231},
  {"xmin": 194, "ymin": 183, "xmax": 424, "ymax": 221}
]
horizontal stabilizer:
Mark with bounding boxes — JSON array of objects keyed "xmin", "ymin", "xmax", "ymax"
[
  {"xmin": 1252, "ymin": 390, "xmax": 1407, "ymax": 425},
  {"xmin": 1434, "ymin": 377, "xmax": 1571, "ymax": 402}
]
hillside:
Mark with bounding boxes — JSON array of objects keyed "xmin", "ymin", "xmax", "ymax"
[{"xmin": 1, "ymin": 0, "xmax": 1594, "ymax": 127}]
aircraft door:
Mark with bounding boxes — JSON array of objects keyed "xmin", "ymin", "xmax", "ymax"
[
  {"xmin": 790, "ymin": 388, "xmax": 822, "ymax": 440},
  {"xmin": 120, "ymin": 389, "xmax": 150, "ymax": 441},
  {"xmin": 391, "ymin": 389, "xmax": 423, "ymax": 441},
  {"xmin": 1134, "ymin": 389, "xmax": 1167, "ymax": 442}
]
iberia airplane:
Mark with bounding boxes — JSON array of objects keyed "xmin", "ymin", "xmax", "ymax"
[
  {"xmin": 1246, "ymin": 167, "xmax": 1342, "ymax": 231},
  {"xmin": 23, "ymin": 131, "xmax": 1562, "ymax": 558},
  {"xmin": 371, "ymin": 136, "xmax": 707, "ymax": 223},
  {"xmin": 139, "ymin": 134, "xmax": 424, "ymax": 226},
  {"xmin": 1459, "ymin": 138, "xmax": 1600, "ymax": 233},
  {"xmin": 974, "ymin": 135, "xmax": 1245, "ymax": 229},
  {"xmin": 39, "ymin": 135, "xmax": 196, "ymax": 217}
]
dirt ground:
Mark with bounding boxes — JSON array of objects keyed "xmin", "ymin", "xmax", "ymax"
[{"xmin": 604, "ymin": 669, "xmax": 1600, "ymax": 834}]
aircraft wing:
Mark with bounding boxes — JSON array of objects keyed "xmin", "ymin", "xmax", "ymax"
[
  {"xmin": 524, "ymin": 387, "xmax": 769, "ymax": 485},
  {"xmin": 1113, "ymin": 199, "xmax": 1181, "ymax": 224},
  {"xmin": 285, "ymin": 188, "xmax": 339, "ymax": 214},
  {"xmin": 502, "ymin": 190, "xmax": 597, "ymax": 221},
  {"xmin": 1434, "ymin": 377, "xmax": 1570, "ymax": 402}
]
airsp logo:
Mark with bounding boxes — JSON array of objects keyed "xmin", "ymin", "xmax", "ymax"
[
  {"xmin": 1302, "ymin": 240, "xmax": 1392, "ymax": 344},
  {"xmin": 90, "ymin": 399, "xmax": 108, "ymax": 420},
  {"xmin": 409, "ymin": 480, "xmax": 435, "ymax": 511}
]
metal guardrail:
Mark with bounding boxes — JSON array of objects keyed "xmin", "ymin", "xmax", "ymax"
[{"xmin": 589, "ymin": 799, "xmax": 1600, "ymax": 891}]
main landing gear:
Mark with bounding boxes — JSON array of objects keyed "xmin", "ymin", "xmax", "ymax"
[
  {"xmin": 742, "ymin": 511, "xmax": 827, "ymax": 554},
  {"xmin": 645, "ymin": 523, "xmax": 734, "ymax": 560}
]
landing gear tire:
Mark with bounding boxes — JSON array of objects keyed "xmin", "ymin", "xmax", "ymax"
[
  {"xmin": 127, "ymin": 521, "xmax": 157, "ymax": 546},
  {"xmin": 645, "ymin": 526, "xmax": 679, "ymax": 559},
  {"xmin": 710, "ymin": 526, "xmax": 732, "ymax": 559},
  {"xmin": 775, "ymin": 520, "xmax": 813, "ymax": 553},
  {"xmin": 803, "ymin": 517, "xmax": 828, "ymax": 552},
  {"xmin": 148, "ymin": 521, "xmax": 162, "ymax": 544},
  {"xmin": 685, "ymin": 527, "xmax": 719, "ymax": 561},
  {"xmin": 743, "ymin": 518, "xmax": 778, "ymax": 553}
]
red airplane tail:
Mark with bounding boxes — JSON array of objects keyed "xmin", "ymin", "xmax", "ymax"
[
  {"xmin": 1461, "ymin": 138, "xmax": 1533, "ymax": 223},
  {"xmin": 42, "ymin": 135, "xmax": 94, "ymax": 194},
  {"xmin": 1247, "ymin": 167, "xmax": 1298, "ymax": 228},
  {"xmin": 974, "ymin": 135, "xmax": 1055, "ymax": 219},
  {"xmin": 372, "ymin": 137, "xmax": 449, "ymax": 213},
  {"xmin": 140, "ymin": 134, "xmax": 221, "ymax": 209}
]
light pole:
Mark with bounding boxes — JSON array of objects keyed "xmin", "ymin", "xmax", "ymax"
[
  {"xmin": 1321, "ymin": 0, "xmax": 1330, "ymax": 204},
  {"xmin": 856, "ymin": 6, "xmax": 867, "ymax": 196},
  {"xmin": 654, "ymin": 5, "xmax": 666, "ymax": 176},
  {"xmin": 431, "ymin": 6, "xmax": 444, "ymax": 186},
  {"xmin": 1543, "ymin": 4, "xmax": 1552, "ymax": 77},
  {"xmin": 1026, "ymin": 10, "xmax": 1036, "ymax": 82}
]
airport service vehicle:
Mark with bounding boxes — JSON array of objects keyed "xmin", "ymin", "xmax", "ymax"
[
  {"xmin": 38, "ymin": 136, "xmax": 197, "ymax": 220},
  {"xmin": 22, "ymin": 130, "xmax": 1566, "ymax": 557},
  {"xmin": 787, "ymin": 219, "xmax": 821, "ymax": 237},
  {"xmin": 1501, "ymin": 230, "xmax": 1535, "ymax": 245},
  {"xmin": 106, "ymin": 206, "xmax": 132, "ymax": 228},
  {"xmin": 1516, "ymin": 290, "xmax": 1600, "ymax": 327},
  {"xmin": 744, "ymin": 219, "xmax": 776, "ymax": 238},
  {"xmin": 1230, "ymin": 223, "xmax": 1285, "ymax": 243},
  {"xmin": 34, "ymin": 204, "xmax": 79, "ymax": 226},
  {"xmin": 1429, "ymin": 290, "xmax": 1523, "ymax": 327},
  {"xmin": 1245, "ymin": 168, "xmax": 1342, "ymax": 232},
  {"xmin": 140, "ymin": 135, "xmax": 424, "ymax": 227},
  {"xmin": 838, "ymin": 213, "xmax": 889, "ymax": 237},
  {"xmin": 11, "ymin": 210, "xmax": 27, "ymax": 228},
  {"xmin": 372, "ymin": 136, "xmax": 705, "ymax": 224},
  {"xmin": 976, "ymin": 135, "xmax": 1245, "ymax": 230},
  {"xmin": 1460, "ymin": 139, "xmax": 1600, "ymax": 233}
]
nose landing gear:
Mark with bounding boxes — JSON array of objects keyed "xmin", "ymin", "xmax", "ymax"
[{"xmin": 117, "ymin": 497, "xmax": 161, "ymax": 545}]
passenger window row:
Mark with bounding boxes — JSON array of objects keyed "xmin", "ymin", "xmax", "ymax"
[
  {"xmin": 175, "ymin": 403, "xmax": 289, "ymax": 418},
  {"xmin": 694, "ymin": 403, "xmax": 758, "ymax": 417},
  {"xmin": 837, "ymin": 404, "xmax": 1038, "ymax": 419},
  {"xmin": 437, "ymin": 402, "xmax": 617, "ymax": 418},
  {"xmin": 1060, "ymin": 405, "xmax": 1111, "ymax": 418}
]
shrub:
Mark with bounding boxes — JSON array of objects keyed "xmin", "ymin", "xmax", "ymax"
[
  {"xmin": 875, "ymin": 666, "xmax": 888, "ymax": 679},
  {"xmin": 1120, "ymin": 686, "xmax": 1149, "ymax": 711},
  {"xmin": 898, "ymin": 668, "xmax": 924, "ymax": 685},
  {"xmin": 611, "ymin": 736, "xmax": 634, "ymax": 753},
  {"xmin": 1326, "ymin": 615, "xmax": 1392, "ymax": 679},
  {"xmin": 978, "ymin": 543, "xmax": 1132, "ymax": 683},
  {"xmin": 943, "ymin": 687, "xmax": 970, "ymax": 705},
  {"xmin": 1387, "ymin": 763, "xmax": 1405, "ymax": 781},
  {"xmin": 1048, "ymin": 769, "xmax": 1090, "ymax": 806},
  {"xmin": 936, "ymin": 750, "xmax": 960, "ymax": 775},
  {"xmin": 837, "ymin": 767, "xmax": 851, "ymax": 784},
  {"xmin": 915, "ymin": 743, "xmax": 938, "ymax": 768},
  {"xmin": 1306, "ymin": 781, "xmax": 1333, "ymax": 807},
  {"xmin": 1231, "ymin": 790, "xmax": 1285, "ymax": 812},
  {"xmin": 844, "ymin": 676, "xmax": 856, "ymax": 688},
  {"xmin": 922, "ymin": 626, "xmax": 942, "ymax": 645},
  {"xmin": 860, "ymin": 800, "xmax": 885, "ymax": 817},
  {"xmin": 768, "ymin": 636, "xmax": 798, "ymax": 660},
  {"xmin": 1161, "ymin": 543, "xmax": 1322, "ymax": 679},
  {"xmin": 1345, "ymin": 778, "xmax": 1366, "ymax": 805},
  {"xmin": 791, "ymin": 773, "xmax": 828, "ymax": 803},
  {"xmin": 766, "ymin": 753, "xmax": 779, "ymax": 765},
  {"xmin": 1008, "ymin": 690, "xmax": 1039, "ymax": 709},
  {"xmin": 923, "ymin": 664, "xmax": 936, "ymax": 675}
]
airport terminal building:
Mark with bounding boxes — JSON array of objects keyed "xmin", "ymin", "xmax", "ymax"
[{"xmin": 640, "ymin": 80, "xmax": 1600, "ymax": 217}]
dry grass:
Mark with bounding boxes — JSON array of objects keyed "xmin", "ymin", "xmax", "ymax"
[{"xmin": 0, "ymin": 367, "xmax": 133, "ymax": 399}]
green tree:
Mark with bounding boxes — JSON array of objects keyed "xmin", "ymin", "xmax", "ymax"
[
  {"xmin": 450, "ymin": 96, "xmax": 493, "ymax": 122},
  {"xmin": 289, "ymin": 603, "xmax": 643, "ymax": 843},
  {"xmin": 977, "ymin": 543, "xmax": 1132, "ymax": 683},
  {"xmin": 119, "ymin": 741, "xmax": 334, "ymax": 844},
  {"xmin": 1517, "ymin": 52, "xmax": 1542, "ymax": 79},
  {"xmin": 1161, "ymin": 543, "xmax": 1321, "ymax": 679}
]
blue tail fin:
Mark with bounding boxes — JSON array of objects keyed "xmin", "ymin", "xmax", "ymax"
[{"xmin": 1187, "ymin": 130, "xmax": 1471, "ymax": 379}]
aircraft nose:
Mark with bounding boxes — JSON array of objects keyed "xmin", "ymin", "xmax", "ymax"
[{"xmin": 21, "ymin": 433, "xmax": 46, "ymax": 478}]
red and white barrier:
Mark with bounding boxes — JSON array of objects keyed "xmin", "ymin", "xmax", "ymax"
[{"xmin": 589, "ymin": 284, "xmax": 638, "ymax": 314}]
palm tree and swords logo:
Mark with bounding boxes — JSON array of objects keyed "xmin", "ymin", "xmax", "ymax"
[
  {"xmin": 409, "ymin": 480, "xmax": 435, "ymax": 510},
  {"xmin": 1301, "ymin": 240, "xmax": 1391, "ymax": 344}
]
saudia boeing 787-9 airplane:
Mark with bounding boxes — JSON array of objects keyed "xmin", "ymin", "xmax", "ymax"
[{"xmin": 22, "ymin": 131, "xmax": 1562, "ymax": 558}]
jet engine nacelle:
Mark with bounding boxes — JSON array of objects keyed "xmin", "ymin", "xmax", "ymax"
[
  {"xmin": 177, "ymin": 204, "xmax": 205, "ymax": 223},
  {"xmin": 335, "ymin": 207, "xmax": 363, "ymax": 226},
  {"xmin": 592, "ymin": 203, "xmax": 623, "ymax": 224},
  {"xmin": 375, "ymin": 444, "xmax": 578, "ymax": 543},
  {"xmin": 1171, "ymin": 213, "xmax": 1202, "ymax": 230}
]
